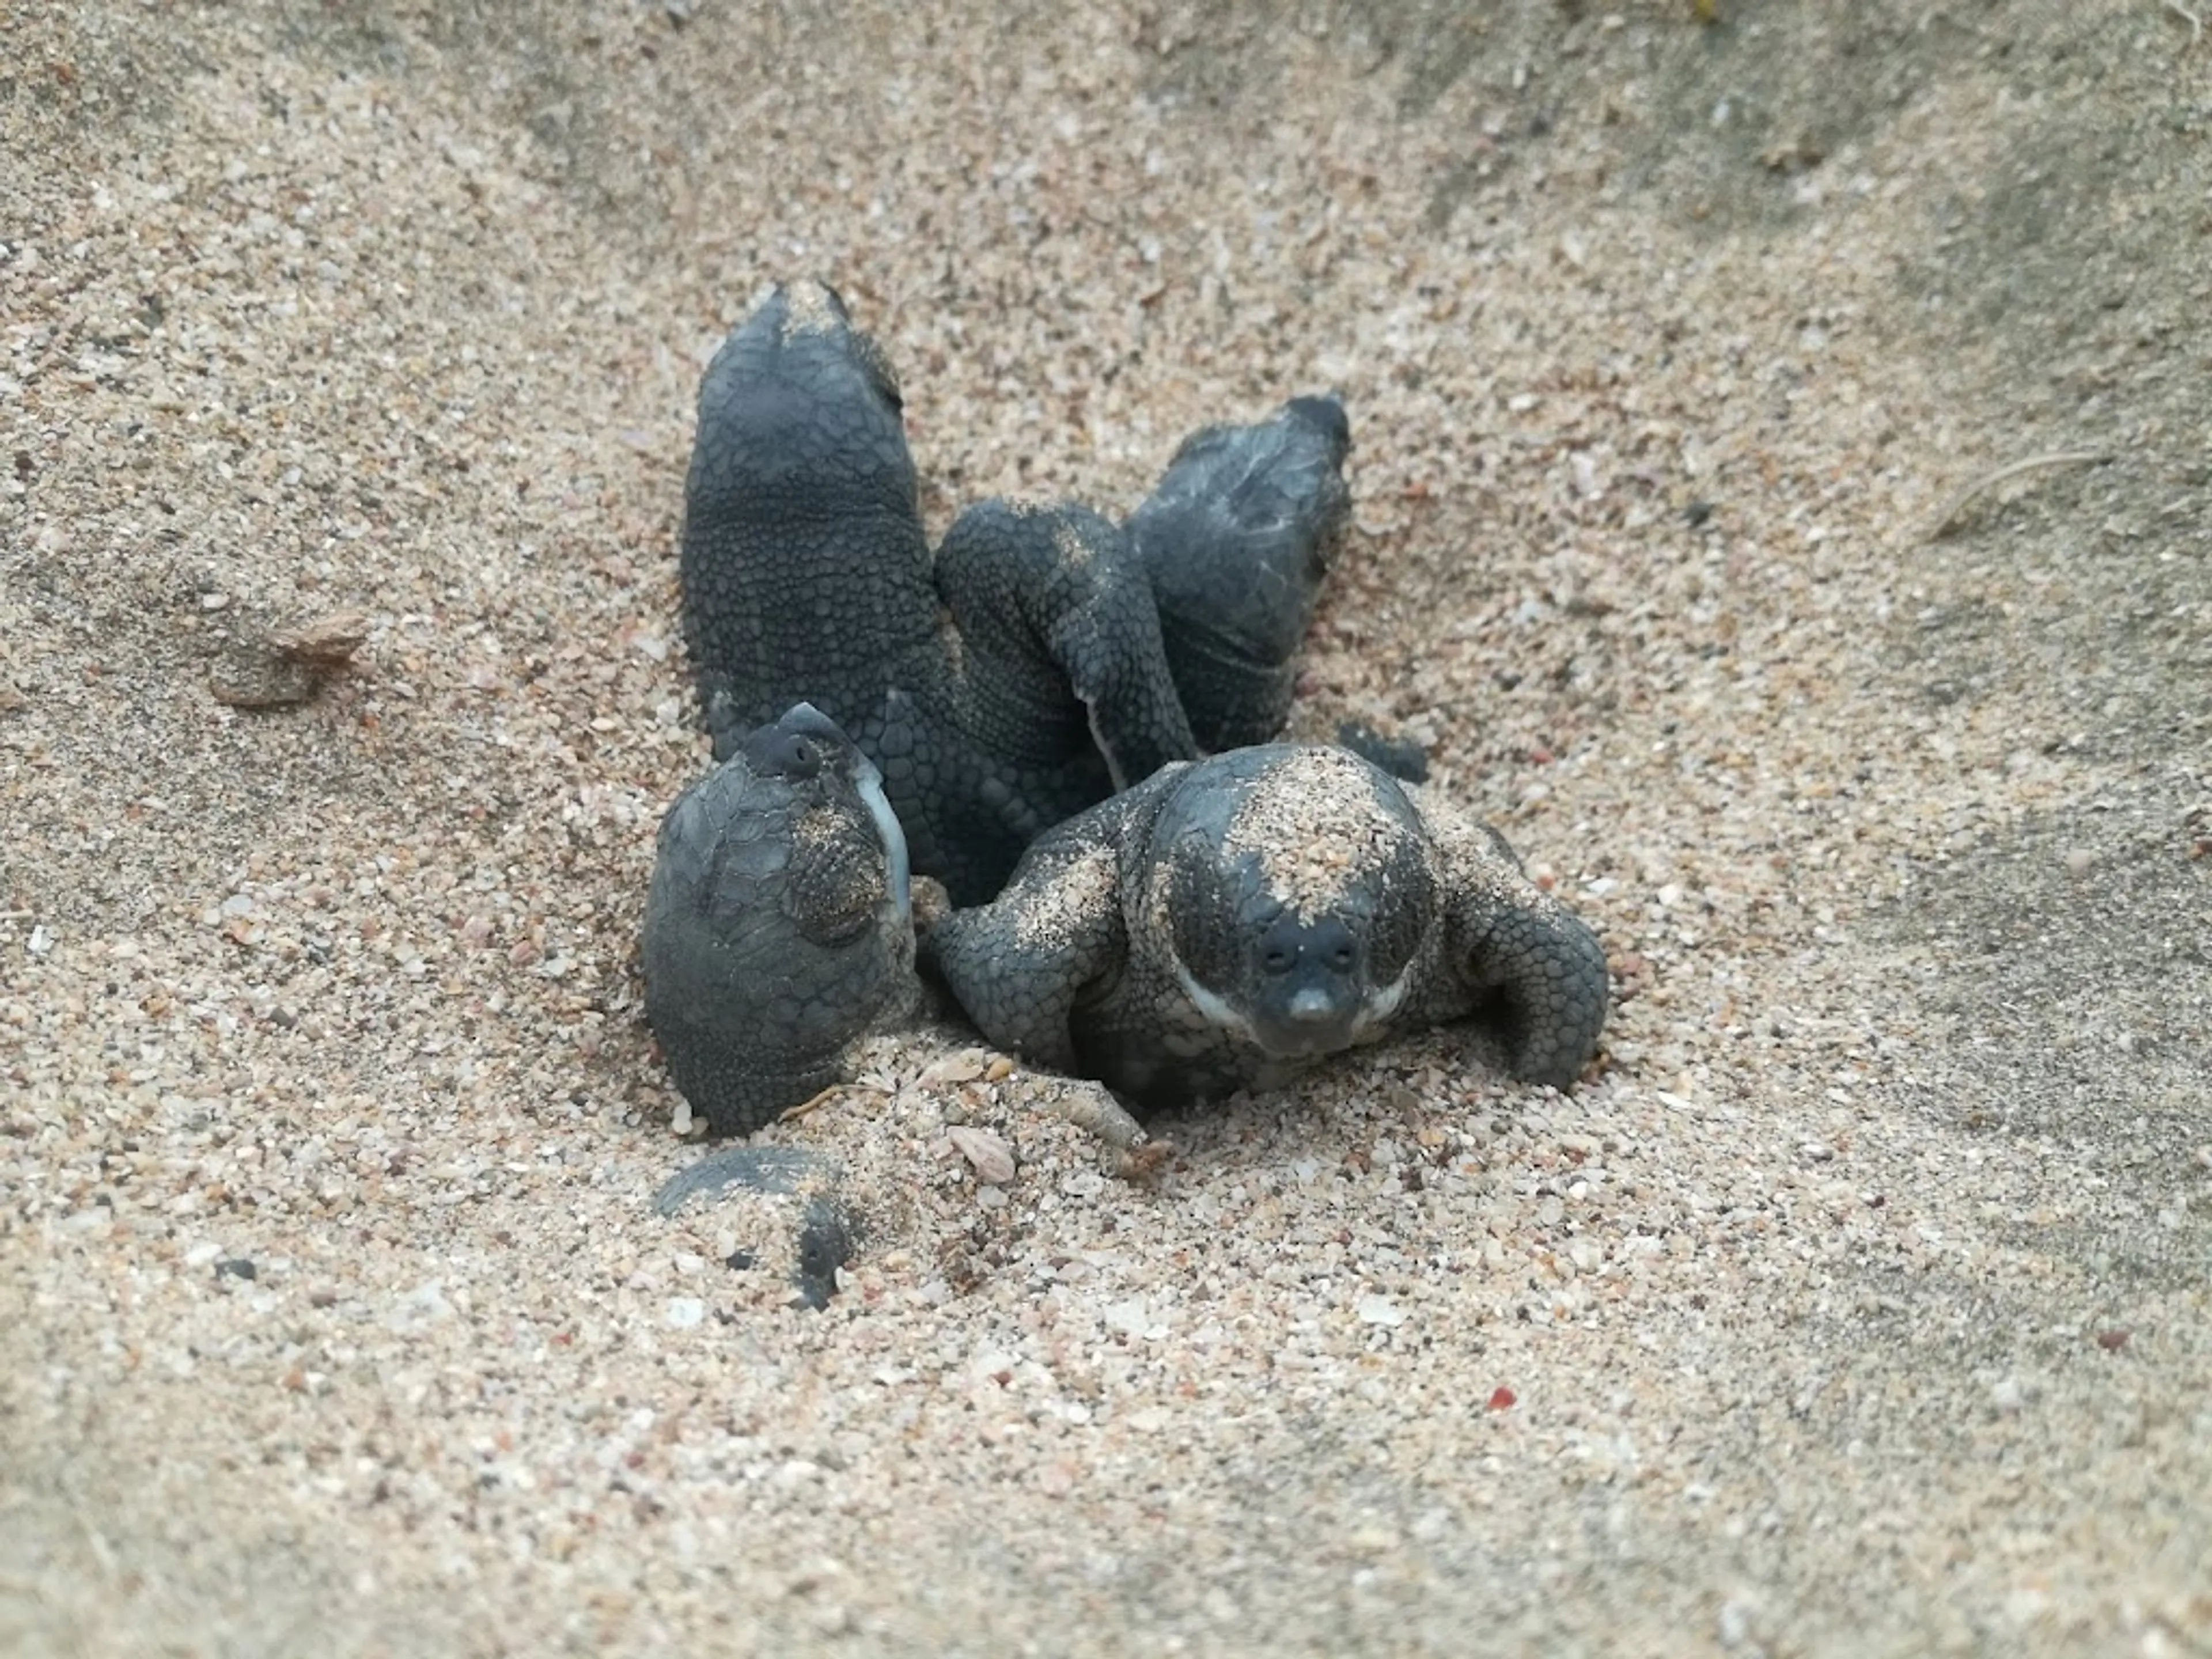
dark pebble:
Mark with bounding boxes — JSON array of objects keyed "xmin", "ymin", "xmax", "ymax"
[{"xmin": 792, "ymin": 1199, "xmax": 855, "ymax": 1311}]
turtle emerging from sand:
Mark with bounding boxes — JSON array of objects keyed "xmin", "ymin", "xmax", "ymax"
[
  {"xmin": 923, "ymin": 744, "xmax": 1610, "ymax": 1109},
  {"xmin": 677, "ymin": 279, "xmax": 1351, "ymax": 906},
  {"xmin": 642, "ymin": 703, "xmax": 915, "ymax": 1137},
  {"xmin": 1127, "ymin": 393, "xmax": 1351, "ymax": 753}
]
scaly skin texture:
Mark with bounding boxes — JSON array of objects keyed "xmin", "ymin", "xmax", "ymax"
[
  {"xmin": 1127, "ymin": 395, "xmax": 1353, "ymax": 752},
  {"xmin": 680, "ymin": 281, "xmax": 1200, "ymax": 904},
  {"xmin": 922, "ymin": 745, "xmax": 1609, "ymax": 1111},
  {"xmin": 642, "ymin": 704, "xmax": 915, "ymax": 1136}
]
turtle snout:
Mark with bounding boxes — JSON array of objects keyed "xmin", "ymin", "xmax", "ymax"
[{"xmin": 1249, "ymin": 915, "xmax": 1366, "ymax": 1056}]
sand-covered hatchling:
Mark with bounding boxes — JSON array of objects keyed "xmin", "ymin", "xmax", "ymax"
[
  {"xmin": 642, "ymin": 703, "xmax": 915, "ymax": 1137},
  {"xmin": 677, "ymin": 279, "xmax": 1355, "ymax": 903},
  {"xmin": 922, "ymin": 744, "xmax": 1609, "ymax": 1109}
]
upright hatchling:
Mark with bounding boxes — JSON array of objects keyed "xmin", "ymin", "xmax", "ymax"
[
  {"xmin": 676, "ymin": 279, "xmax": 1358, "ymax": 902},
  {"xmin": 922, "ymin": 744, "xmax": 1609, "ymax": 1109},
  {"xmin": 1128, "ymin": 394, "xmax": 1353, "ymax": 752},
  {"xmin": 642, "ymin": 703, "xmax": 914, "ymax": 1136}
]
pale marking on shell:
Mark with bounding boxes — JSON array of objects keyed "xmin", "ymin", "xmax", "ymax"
[
  {"xmin": 854, "ymin": 762, "xmax": 912, "ymax": 921},
  {"xmin": 1347, "ymin": 963, "xmax": 1413, "ymax": 1037},
  {"xmin": 1172, "ymin": 961, "xmax": 1258, "ymax": 1044},
  {"xmin": 1217, "ymin": 748, "xmax": 1417, "ymax": 922}
]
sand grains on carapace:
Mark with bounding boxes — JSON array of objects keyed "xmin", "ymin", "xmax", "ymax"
[{"xmin": 1217, "ymin": 745, "xmax": 1422, "ymax": 923}]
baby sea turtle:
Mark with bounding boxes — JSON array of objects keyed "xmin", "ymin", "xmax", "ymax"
[
  {"xmin": 922, "ymin": 744, "xmax": 1609, "ymax": 1110},
  {"xmin": 677, "ymin": 280, "xmax": 1355, "ymax": 903},
  {"xmin": 641, "ymin": 703, "xmax": 914, "ymax": 1136},
  {"xmin": 1129, "ymin": 393, "xmax": 1351, "ymax": 752}
]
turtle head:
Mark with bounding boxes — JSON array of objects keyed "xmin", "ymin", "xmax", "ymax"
[
  {"xmin": 1230, "ymin": 909, "xmax": 1378, "ymax": 1058},
  {"xmin": 725, "ymin": 279, "xmax": 902, "ymax": 419},
  {"xmin": 1149, "ymin": 747, "xmax": 1435, "ymax": 1060},
  {"xmin": 643, "ymin": 703, "xmax": 915, "ymax": 1137},
  {"xmin": 1283, "ymin": 392, "xmax": 1351, "ymax": 461},
  {"xmin": 741, "ymin": 703, "xmax": 911, "ymax": 922}
]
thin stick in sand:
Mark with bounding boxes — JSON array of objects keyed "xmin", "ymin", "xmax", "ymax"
[{"xmin": 1922, "ymin": 450, "xmax": 2112, "ymax": 542}]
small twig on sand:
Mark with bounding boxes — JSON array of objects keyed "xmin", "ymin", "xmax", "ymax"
[
  {"xmin": 1039, "ymin": 1081, "xmax": 1169, "ymax": 1180},
  {"xmin": 1923, "ymin": 450, "xmax": 2112, "ymax": 542},
  {"xmin": 778, "ymin": 1084, "xmax": 847, "ymax": 1123},
  {"xmin": 2164, "ymin": 0, "xmax": 2203, "ymax": 46}
]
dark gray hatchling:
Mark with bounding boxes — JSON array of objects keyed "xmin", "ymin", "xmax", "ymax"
[
  {"xmin": 1128, "ymin": 393, "xmax": 1352, "ymax": 753},
  {"xmin": 922, "ymin": 744, "xmax": 1609, "ymax": 1111},
  {"xmin": 679, "ymin": 279, "xmax": 1201, "ymax": 905},
  {"xmin": 642, "ymin": 703, "xmax": 914, "ymax": 1136}
]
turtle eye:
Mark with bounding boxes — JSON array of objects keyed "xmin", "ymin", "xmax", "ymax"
[
  {"xmin": 1327, "ymin": 939, "xmax": 1357, "ymax": 972},
  {"xmin": 757, "ymin": 732, "xmax": 824, "ymax": 779},
  {"xmin": 1257, "ymin": 929, "xmax": 1298, "ymax": 976}
]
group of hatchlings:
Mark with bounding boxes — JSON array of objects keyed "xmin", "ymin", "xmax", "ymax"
[{"xmin": 642, "ymin": 280, "xmax": 1610, "ymax": 1176}]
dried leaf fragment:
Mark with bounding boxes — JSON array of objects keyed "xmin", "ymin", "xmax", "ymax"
[
  {"xmin": 209, "ymin": 607, "xmax": 372, "ymax": 708},
  {"xmin": 919, "ymin": 1050, "xmax": 988, "ymax": 1087},
  {"xmin": 1048, "ymin": 1083, "xmax": 1146, "ymax": 1153},
  {"xmin": 946, "ymin": 1126, "xmax": 1017, "ymax": 1186},
  {"xmin": 270, "ymin": 609, "xmax": 370, "ymax": 666}
]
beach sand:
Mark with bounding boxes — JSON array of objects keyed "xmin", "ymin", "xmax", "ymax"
[{"xmin": 4, "ymin": 2, "xmax": 2207, "ymax": 1652}]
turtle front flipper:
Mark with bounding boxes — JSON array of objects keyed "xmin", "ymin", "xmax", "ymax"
[
  {"xmin": 1128, "ymin": 395, "xmax": 1353, "ymax": 751},
  {"xmin": 920, "ymin": 785, "xmax": 1153, "ymax": 1073},
  {"xmin": 1421, "ymin": 806, "xmax": 1610, "ymax": 1090},
  {"xmin": 935, "ymin": 499, "xmax": 1199, "ymax": 797}
]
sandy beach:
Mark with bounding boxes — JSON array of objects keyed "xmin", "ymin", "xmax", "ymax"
[{"xmin": 4, "ymin": 2, "xmax": 2208, "ymax": 1653}]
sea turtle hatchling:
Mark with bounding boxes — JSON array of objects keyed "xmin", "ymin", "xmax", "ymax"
[
  {"xmin": 1128, "ymin": 393, "xmax": 1352, "ymax": 753},
  {"xmin": 679, "ymin": 280, "xmax": 1195, "ymax": 906},
  {"xmin": 642, "ymin": 703, "xmax": 915, "ymax": 1137},
  {"xmin": 922, "ymin": 744, "xmax": 1609, "ymax": 1110}
]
